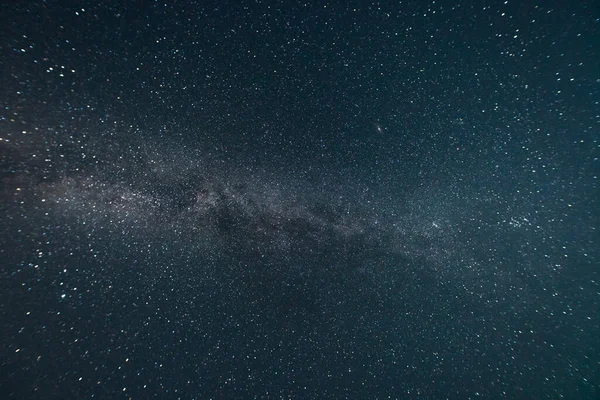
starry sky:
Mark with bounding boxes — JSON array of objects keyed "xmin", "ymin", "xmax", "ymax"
[{"xmin": 1, "ymin": 1, "xmax": 598, "ymax": 399}]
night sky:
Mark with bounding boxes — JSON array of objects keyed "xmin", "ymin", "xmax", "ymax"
[{"xmin": 1, "ymin": 1, "xmax": 598, "ymax": 399}]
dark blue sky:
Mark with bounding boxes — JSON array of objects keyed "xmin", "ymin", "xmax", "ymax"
[{"xmin": 1, "ymin": 1, "xmax": 598, "ymax": 399}]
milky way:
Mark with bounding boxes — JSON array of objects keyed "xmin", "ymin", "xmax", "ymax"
[{"xmin": 14, "ymin": 132, "xmax": 487, "ymax": 282}]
